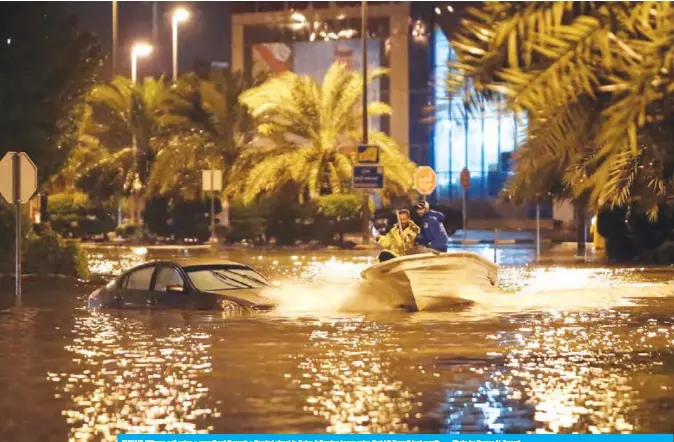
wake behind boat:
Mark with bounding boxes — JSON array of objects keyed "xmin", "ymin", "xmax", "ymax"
[{"xmin": 361, "ymin": 251, "xmax": 499, "ymax": 311}]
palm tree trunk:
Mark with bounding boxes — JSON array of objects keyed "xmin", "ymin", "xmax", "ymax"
[
  {"xmin": 574, "ymin": 198, "xmax": 587, "ymax": 255},
  {"xmin": 361, "ymin": 193, "xmax": 370, "ymax": 245}
]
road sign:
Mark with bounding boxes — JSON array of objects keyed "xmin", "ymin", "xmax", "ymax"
[
  {"xmin": 414, "ymin": 166, "xmax": 437, "ymax": 195},
  {"xmin": 460, "ymin": 168, "xmax": 471, "ymax": 190},
  {"xmin": 353, "ymin": 165, "xmax": 384, "ymax": 189},
  {"xmin": 202, "ymin": 169, "xmax": 223, "ymax": 191},
  {"xmin": 0, "ymin": 152, "xmax": 38, "ymax": 305},
  {"xmin": 356, "ymin": 144, "xmax": 380, "ymax": 164},
  {"xmin": 0, "ymin": 152, "xmax": 38, "ymax": 204}
]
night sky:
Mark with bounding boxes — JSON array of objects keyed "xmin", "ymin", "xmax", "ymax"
[{"xmin": 62, "ymin": 1, "xmax": 232, "ymax": 79}]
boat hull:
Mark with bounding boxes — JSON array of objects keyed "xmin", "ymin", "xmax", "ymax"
[{"xmin": 361, "ymin": 252, "xmax": 498, "ymax": 311}]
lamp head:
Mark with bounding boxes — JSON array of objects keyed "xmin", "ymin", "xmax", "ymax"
[
  {"xmin": 132, "ymin": 42, "xmax": 153, "ymax": 58},
  {"xmin": 173, "ymin": 7, "xmax": 190, "ymax": 24}
]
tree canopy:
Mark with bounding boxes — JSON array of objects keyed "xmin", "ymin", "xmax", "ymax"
[
  {"xmin": 448, "ymin": 1, "xmax": 674, "ymax": 218},
  {"xmin": 238, "ymin": 63, "xmax": 415, "ymax": 205},
  {"xmin": 0, "ymin": 3, "xmax": 103, "ymax": 186}
]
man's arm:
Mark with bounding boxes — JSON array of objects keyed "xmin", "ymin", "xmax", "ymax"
[{"xmin": 377, "ymin": 231, "xmax": 392, "ymax": 249}]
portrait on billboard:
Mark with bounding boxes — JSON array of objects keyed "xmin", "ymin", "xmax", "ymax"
[
  {"xmin": 292, "ymin": 39, "xmax": 382, "ymax": 131},
  {"xmin": 252, "ymin": 43, "xmax": 292, "ymax": 78}
]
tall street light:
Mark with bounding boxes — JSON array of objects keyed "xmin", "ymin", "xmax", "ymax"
[
  {"xmin": 112, "ymin": 1, "xmax": 118, "ymax": 78},
  {"xmin": 361, "ymin": 0, "xmax": 370, "ymax": 245},
  {"xmin": 131, "ymin": 41, "xmax": 153, "ymax": 84},
  {"xmin": 130, "ymin": 42, "xmax": 152, "ymax": 225},
  {"xmin": 172, "ymin": 7, "xmax": 190, "ymax": 82}
]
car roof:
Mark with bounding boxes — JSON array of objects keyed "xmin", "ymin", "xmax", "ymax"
[{"xmin": 121, "ymin": 258, "xmax": 253, "ymax": 276}]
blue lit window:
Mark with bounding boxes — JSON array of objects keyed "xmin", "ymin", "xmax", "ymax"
[{"xmin": 432, "ymin": 27, "xmax": 527, "ymax": 199}]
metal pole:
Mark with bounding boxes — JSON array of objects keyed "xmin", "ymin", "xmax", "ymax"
[
  {"xmin": 152, "ymin": 1, "xmax": 159, "ymax": 46},
  {"xmin": 493, "ymin": 228, "xmax": 498, "ymax": 263},
  {"xmin": 113, "ymin": 2, "xmax": 121, "ymax": 227},
  {"xmin": 13, "ymin": 153, "xmax": 22, "ymax": 306},
  {"xmin": 536, "ymin": 203, "xmax": 541, "ymax": 260},
  {"xmin": 112, "ymin": 1, "xmax": 118, "ymax": 79},
  {"xmin": 360, "ymin": 0, "xmax": 370, "ymax": 246},
  {"xmin": 131, "ymin": 54, "xmax": 137, "ymax": 84},
  {"xmin": 210, "ymin": 172, "xmax": 216, "ymax": 243},
  {"xmin": 172, "ymin": 18, "xmax": 178, "ymax": 82},
  {"xmin": 462, "ymin": 189, "xmax": 467, "ymax": 246}
]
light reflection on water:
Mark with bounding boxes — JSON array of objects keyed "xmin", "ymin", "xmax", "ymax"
[
  {"xmin": 47, "ymin": 310, "xmax": 217, "ymax": 441},
  {"xmin": 1, "ymin": 246, "xmax": 674, "ymax": 438},
  {"xmin": 294, "ymin": 318, "xmax": 415, "ymax": 433}
]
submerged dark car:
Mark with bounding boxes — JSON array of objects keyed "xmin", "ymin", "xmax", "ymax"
[{"xmin": 87, "ymin": 259, "xmax": 275, "ymax": 312}]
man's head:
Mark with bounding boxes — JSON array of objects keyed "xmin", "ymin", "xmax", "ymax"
[
  {"xmin": 415, "ymin": 201, "xmax": 430, "ymax": 216},
  {"xmin": 397, "ymin": 209, "xmax": 410, "ymax": 228}
]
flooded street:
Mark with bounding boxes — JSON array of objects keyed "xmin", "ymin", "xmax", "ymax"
[{"xmin": 1, "ymin": 246, "xmax": 674, "ymax": 440}]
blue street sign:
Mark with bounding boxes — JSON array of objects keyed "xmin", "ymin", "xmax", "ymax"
[
  {"xmin": 356, "ymin": 144, "xmax": 380, "ymax": 164},
  {"xmin": 353, "ymin": 165, "xmax": 384, "ymax": 190}
]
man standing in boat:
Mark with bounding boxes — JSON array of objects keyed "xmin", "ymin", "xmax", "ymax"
[
  {"xmin": 371, "ymin": 209, "xmax": 420, "ymax": 262},
  {"xmin": 415, "ymin": 201, "xmax": 450, "ymax": 253}
]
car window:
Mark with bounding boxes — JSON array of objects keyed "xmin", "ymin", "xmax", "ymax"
[
  {"xmin": 154, "ymin": 267, "xmax": 184, "ymax": 292},
  {"xmin": 185, "ymin": 266, "xmax": 270, "ymax": 292},
  {"xmin": 125, "ymin": 267, "xmax": 155, "ymax": 291}
]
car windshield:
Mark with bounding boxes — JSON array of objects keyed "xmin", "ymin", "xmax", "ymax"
[{"xmin": 184, "ymin": 265, "xmax": 270, "ymax": 292}]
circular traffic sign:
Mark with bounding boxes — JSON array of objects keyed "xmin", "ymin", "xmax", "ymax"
[
  {"xmin": 460, "ymin": 168, "xmax": 471, "ymax": 190},
  {"xmin": 414, "ymin": 166, "xmax": 437, "ymax": 195}
]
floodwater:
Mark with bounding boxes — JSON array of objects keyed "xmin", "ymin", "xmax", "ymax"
[{"xmin": 1, "ymin": 245, "xmax": 673, "ymax": 441}]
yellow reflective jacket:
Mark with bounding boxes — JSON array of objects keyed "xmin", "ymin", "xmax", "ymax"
[{"xmin": 377, "ymin": 221, "xmax": 421, "ymax": 257}]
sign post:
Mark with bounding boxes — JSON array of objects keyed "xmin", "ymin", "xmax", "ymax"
[
  {"xmin": 460, "ymin": 168, "xmax": 470, "ymax": 244},
  {"xmin": 0, "ymin": 152, "xmax": 38, "ymax": 305},
  {"xmin": 353, "ymin": 146, "xmax": 383, "ymax": 190},
  {"xmin": 354, "ymin": 144, "xmax": 382, "ymax": 246},
  {"xmin": 413, "ymin": 166, "xmax": 437, "ymax": 200},
  {"xmin": 202, "ymin": 169, "xmax": 223, "ymax": 243},
  {"xmin": 536, "ymin": 202, "xmax": 541, "ymax": 261}
]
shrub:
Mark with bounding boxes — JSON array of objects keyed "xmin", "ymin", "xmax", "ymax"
[
  {"xmin": 144, "ymin": 197, "xmax": 171, "ymax": 237},
  {"xmin": 171, "ymin": 199, "xmax": 220, "ymax": 243},
  {"xmin": 0, "ymin": 200, "xmax": 32, "ymax": 270},
  {"xmin": 23, "ymin": 230, "xmax": 90, "ymax": 279},
  {"xmin": 48, "ymin": 192, "xmax": 116, "ymax": 239},
  {"xmin": 228, "ymin": 199, "xmax": 268, "ymax": 244},
  {"xmin": 314, "ymin": 194, "xmax": 364, "ymax": 243}
]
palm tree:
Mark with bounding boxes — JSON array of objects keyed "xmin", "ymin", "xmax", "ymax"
[
  {"xmin": 64, "ymin": 75, "xmax": 176, "ymax": 221},
  {"xmin": 237, "ymin": 62, "xmax": 415, "ymax": 205},
  {"xmin": 448, "ymin": 1, "xmax": 674, "ymax": 220},
  {"xmin": 148, "ymin": 70, "xmax": 262, "ymax": 200}
]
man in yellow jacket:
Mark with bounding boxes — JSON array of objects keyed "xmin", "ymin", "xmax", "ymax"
[{"xmin": 372, "ymin": 209, "xmax": 421, "ymax": 262}]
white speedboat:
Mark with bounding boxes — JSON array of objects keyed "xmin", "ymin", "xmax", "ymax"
[{"xmin": 360, "ymin": 251, "xmax": 499, "ymax": 311}]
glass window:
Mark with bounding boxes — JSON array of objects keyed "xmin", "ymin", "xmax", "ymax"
[
  {"xmin": 450, "ymin": 119, "xmax": 466, "ymax": 172},
  {"xmin": 154, "ymin": 267, "xmax": 184, "ymax": 292},
  {"xmin": 500, "ymin": 115, "xmax": 517, "ymax": 153},
  {"xmin": 125, "ymin": 267, "xmax": 155, "ymax": 291},
  {"xmin": 186, "ymin": 266, "xmax": 270, "ymax": 292},
  {"xmin": 467, "ymin": 117, "xmax": 483, "ymax": 174},
  {"xmin": 483, "ymin": 117, "xmax": 501, "ymax": 172},
  {"xmin": 434, "ymin": 121, "xmax": 450, "ymax": 173}
]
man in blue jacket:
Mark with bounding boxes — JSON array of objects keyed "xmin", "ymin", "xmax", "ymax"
[{"xmin": 414, "ymin": 201, "xmax": 449, "ymax": 253}]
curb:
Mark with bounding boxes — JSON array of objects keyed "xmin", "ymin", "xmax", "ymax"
[{"xmin": 449, "ymin": 238, "xmax": 556, "ymax": 245}]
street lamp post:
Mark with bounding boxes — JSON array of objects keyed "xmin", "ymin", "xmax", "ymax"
[
  {"xmin": 131, "ymin": 42, "xmax": 152, "ymax": 84},
  {"xmin": 112, "ymin": 1, "xmax": 118, "ymax": 79},
  {"xmin": 130, "ymin": 42, "xmax": 152, "ymax": 225},
  {"xmin": 361, "ymin": 0, "xmax": 370, "ymax": 246},
  {"xmin": 172, "ymin": 7, "xmax": 190, "ymax": 82}
]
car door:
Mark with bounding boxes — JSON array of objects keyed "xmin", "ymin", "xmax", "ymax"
[
  {"xmin": 148, "ymin": 265, "xmax": 191, "ymax": 309},
  {"xmin": 119, "ymin": 265, "xmax": 156, "ymax": 308}
]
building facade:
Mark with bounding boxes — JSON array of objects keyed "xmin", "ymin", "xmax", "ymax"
[{"xmin": 229, "ymin": 2, "xmax": 537, "ymax": 215}]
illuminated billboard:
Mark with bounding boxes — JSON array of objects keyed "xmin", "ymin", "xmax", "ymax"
[{"xmin": 252, "ymin": 39, "xmax": 382, "ymax": 131}]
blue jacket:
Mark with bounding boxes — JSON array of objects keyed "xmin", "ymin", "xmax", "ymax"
[{"xmin": 416, "ymin": 210, "xmax": 449, "ymax": 252}]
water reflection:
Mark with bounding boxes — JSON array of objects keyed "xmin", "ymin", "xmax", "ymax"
[
  {"xmin": 0, "ymin": 247, "xmax": 672, "ymax": 438},
  {"xmin": 291, "ymin": 317, "xmax": 416, "ymax": 433},
  {"xmin": 48, "ymin": 311, "xmax": 217, "ymax": 441}
]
